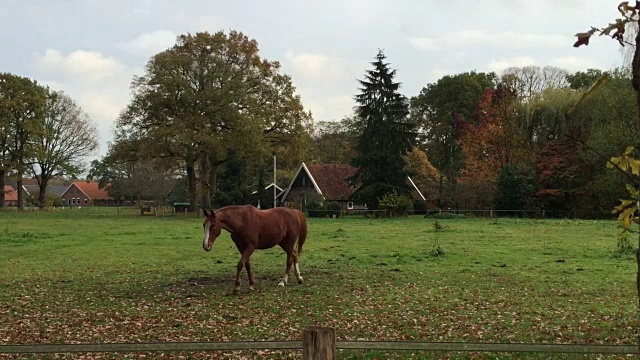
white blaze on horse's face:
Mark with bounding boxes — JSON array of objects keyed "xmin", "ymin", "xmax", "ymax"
[
  {"xmin": 203, "ymin": 218, "xmax": 212, "ymax": 252},
  {"xmin": 202, "ymin": 210, "xmax": 221, "ymax": 252}
]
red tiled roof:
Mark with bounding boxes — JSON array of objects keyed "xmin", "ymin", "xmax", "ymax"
[
  {"xmin": 306, "ymin": 164, "xmax": 359, "ymax": 201},
  {"xmin": 72, "ymin": 181, "xmax": 111, "ymax": 200},
  {"xmin": 3, "ymin": 185, "xmax": 17, "ymax": 201}
]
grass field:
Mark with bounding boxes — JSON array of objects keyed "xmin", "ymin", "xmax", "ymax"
[{"xmin": 0, "ymin": 208, "xmax": 637, "ymax": 359}]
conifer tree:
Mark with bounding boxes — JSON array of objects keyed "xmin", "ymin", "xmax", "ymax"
[{"xmin": 349, "ymin": 50, "xmax": 417, "ymax": 209}]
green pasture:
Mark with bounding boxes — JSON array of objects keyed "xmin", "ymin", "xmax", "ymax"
[{"xmin": 0, "ymin": 208, "xmax": 637, "ymax": 359}]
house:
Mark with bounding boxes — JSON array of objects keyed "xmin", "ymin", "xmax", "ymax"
[
  {"xmin": 60, "ymin": 181, "xmax": 114, "ymax": 206},
  {"xmin": 23, "ymin": 185, "xmax": 69, "ymax": 206},
  {"xmin": 2, "ymin": 185, "xmax": 18, "ymax": 207},
  {"xmin": 278, "ymin": 162, "xmax": 426, "ymax": 211},
  {"xmin": 250, "ymin": 183, "xmax": 284, "ymax": 208}
]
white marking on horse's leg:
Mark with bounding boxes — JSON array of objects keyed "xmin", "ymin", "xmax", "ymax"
[
  {"xmin": 278, "ymin": 274, "xmax": 288, "ymax": 287},
  {"xmin": 295, "ymin": 263, "xmax": 303, "ymax": 284}
]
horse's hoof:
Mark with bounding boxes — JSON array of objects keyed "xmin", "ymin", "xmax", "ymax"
[
  {"xmin": 233, "ymin": 287, "xmax": 240, "ymax": 295},
  {"xmin": 248, "ymin": 286, "xmax": 255, "ymax": 291},
  {"xmin": 277, "ymin": 280, "xmax": 285, "ymax": 287},
  {"xmin": 297, "ymin": 277, "xmax": 304, "ymax": 284}
]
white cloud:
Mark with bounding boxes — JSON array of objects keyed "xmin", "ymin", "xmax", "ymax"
[
  {"xmin": 118, "ymin": 30, "xmax": 176, "ymax": 56},
  {"xmin": 33, "ymin": 49, "xmax": 126, "ymax": 83},
  {"xmin": 410, "ymin": 31, "xmax": 568, "ymax": 51},
  {"xmin": 549, "ymin": 56, "xmax": 603, "ymax": 72},
  {"xmin": 193, "ymin": 15, "xmax": 229, "ymax": 32},
  {"xmin": 431, "ymin": 68, "xmax": 455, "ymax": 79},
  {"xmin": 284, "ymin": 50, "xmax": 350, "ymax": 83},
  {"xmin": 486, "ymin": 56, "xmax": 537, "ymax": 73},
  {"xmin": 170, "ymin": 13, "xmax": 229, "ymax": 33},
  {"xmin": 32, "ymin": 49, "xmax": 136, "ymax": 156},
  {"xmin": 301, "ymin": 94, "xmax": 354, "ymax": 121}
]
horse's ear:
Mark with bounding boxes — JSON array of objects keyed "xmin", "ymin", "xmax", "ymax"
[{"xmin": 202, "ymin": 209, "xmax": 210, "ymax": 217}]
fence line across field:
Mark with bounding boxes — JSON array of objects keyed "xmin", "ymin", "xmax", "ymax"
[
  {"xmin": 0, "ymin": 206, "xmax": 617, "ymax": 220},
  {"xmin": 2, "ymin": 326, "xmax": 638, "ymax": 358}
]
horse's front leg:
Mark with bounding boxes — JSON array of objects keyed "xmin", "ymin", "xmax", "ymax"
[
  {"xmin": 234, "ymin": 247, "xmax": 255, "ymax": 294},
  {"xmin": 278, "ymin": 252, "xmax": 294, "ymax": 287}
]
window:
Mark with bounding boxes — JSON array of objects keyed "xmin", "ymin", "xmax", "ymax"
[
  {"xmin": 84, "ymin": 199, "xmax": 88, "ymax": 204},
  {"xmin": 347, "ymin": 202, "xmax": 354, "ymax": 210},
  {"xmin": 302, "ymin": 177, "xmax": 306, "ymax": 186}
]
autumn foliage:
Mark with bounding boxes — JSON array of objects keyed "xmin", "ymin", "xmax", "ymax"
[
  {"xmin": 455, "ymin": 84, "xmax": 529, "ymax": 202},
  {"xmin": 534, "ymin": 140, "xmax": 586, "ymax": 212},
  {"xmin": 403, "ymin": 147, "xmax": 440, "ymax": 198}
]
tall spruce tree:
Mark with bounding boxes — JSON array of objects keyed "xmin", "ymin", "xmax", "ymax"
[{"xmin": 349, "ymin": 50, "xmax": 416, "ymax": 209}]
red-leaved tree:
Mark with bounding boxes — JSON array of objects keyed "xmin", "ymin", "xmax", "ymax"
[{"xmin": 456, "ymin": 84, "xmax": 527, "ymax": 207}]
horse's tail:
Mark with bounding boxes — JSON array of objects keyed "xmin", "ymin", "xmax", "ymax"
[{"xmin": 297, "ymin": 210, "xmax": 307, "ymax": 256}]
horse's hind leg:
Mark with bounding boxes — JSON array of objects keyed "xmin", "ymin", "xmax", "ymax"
[
  {"xmin": 294, "ymin": 253, "xmax": 303, "ymax": 284},
  {"xmin": 245, "ymin": 259, "xmax": 255, "ymax": 291}
]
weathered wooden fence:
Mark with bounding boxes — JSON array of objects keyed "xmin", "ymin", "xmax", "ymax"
[{"xmin": 1, "ymin": 327, "xmax": 638, "ymax": 359}]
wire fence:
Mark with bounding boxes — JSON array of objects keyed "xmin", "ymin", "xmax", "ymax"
[
  {"xmin": 305, "ymin": 208, "xmax": 616, "ymax": 220},
  {"xmin": 0, "ymin": 205, "xmax": 618, "ymax": 221},
  {"xmin": 1, "ymin": 338, "xmax": 637, "ymax": 356}
]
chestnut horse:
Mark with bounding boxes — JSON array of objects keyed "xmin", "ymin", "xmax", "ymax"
[{"xmin": 202, "ymin": 205, "xmax": 307, "ymax": 293}]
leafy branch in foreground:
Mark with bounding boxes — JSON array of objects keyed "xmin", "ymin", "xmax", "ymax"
[
  {"xmin": 573, "ymin": 2, "xmax": 638, "ymax": 47},
  {"xmin": 575, "ymin": 1, "xmax": 640, "ymax": 353}
]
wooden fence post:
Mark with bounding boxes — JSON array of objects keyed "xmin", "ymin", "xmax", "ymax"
[{"xmin": 303, "ymin": 327, "xmax": 336, "ymax": 360}]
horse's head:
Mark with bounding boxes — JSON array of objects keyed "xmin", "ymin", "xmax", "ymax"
[{"xmin": 202, "ymin": 209, "xmax": 221, "ymax": 252}]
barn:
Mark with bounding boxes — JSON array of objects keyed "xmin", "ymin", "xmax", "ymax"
[
  {"xmin": 278, "ymin": 162, "xmax": 425, "ymax": 211},
  {"xmin": 2, "ymin": 185, "xmax": 18, "ymax": 207}
]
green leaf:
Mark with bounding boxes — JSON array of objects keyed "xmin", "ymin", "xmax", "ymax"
[
  {"xmin": 613, "ymin": 199, "xmax": 634, "ymax": 214},
  {"xmin": 618, "ymin": 206, "xmax": 637, "ymax": 229},
  {"xmin": 630, "ymin": 158, "xmax": 640, "ymax": 176},
  {"xmin": 626, "ymin": 184, "xmax": 640, "ymax": 198},
  {"xmin": 624, "ymin": 146, "xmax": 635, "ymax": 156}
]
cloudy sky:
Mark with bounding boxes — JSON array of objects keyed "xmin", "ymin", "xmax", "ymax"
[{"xmin": 0, "ymin": 0, "xmax": 628, "ymax": 157}]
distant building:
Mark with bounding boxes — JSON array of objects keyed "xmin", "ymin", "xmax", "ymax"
[
  {"xmin": 2, "ymin": 185, "xmax": 18, "ymax": 207},
  {"xmin": 23, "ymin": 185, "xmax": 69, "ymax": 205},
  {"xmin": 250, "ymin": 183, "xmax": 284, "ymax": 209},
  {"xmin": 279, "ymin": 162, "xmax": 425, "ymax": 211},
  {"xmin": 60, "ymin": 181, "xmax": 114, "ymax": 206}
]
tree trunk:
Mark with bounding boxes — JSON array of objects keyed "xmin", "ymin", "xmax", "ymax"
[
  {"xmin": 186, "ymin": 161, "xmax": 197, "ymax": 213},
  {"xmin": 637, "ymin": 228, "xmax": 640, "ymax": 358},
  {"xmin": 38, "ymin": 178, "xmax": 48, "ymax": 210},
  {"xmin": 632, "ymin": 25, "xmax": 640, "ymax": 358},
  {"xmin": 16, "ymin": 170, "xmax": 24, "ymax": 211},
  {"xmin": 200, "ymin": 155, "xmax": 212, "ymax": 210},
  {"xmin": 0, "ymin": 169, "xmax": 5, "ymax": 209},
  {"xmin": 210, "ymin": 160, "xmax": 218, "ymax": 208}
]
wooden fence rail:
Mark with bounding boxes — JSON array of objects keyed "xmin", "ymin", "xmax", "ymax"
[{"xmin": 1, "ymin": 327, "xmax": 638, "ymax": 359}]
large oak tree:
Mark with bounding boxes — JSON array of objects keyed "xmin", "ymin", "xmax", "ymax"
[{"xmin": 116, "ymin": 30, "xmax": 311, "ymax": 211}]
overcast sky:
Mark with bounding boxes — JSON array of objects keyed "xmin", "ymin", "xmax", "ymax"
[{"xmin": 0, "ymin": 0, "xmax": 628, "ymax": 157}]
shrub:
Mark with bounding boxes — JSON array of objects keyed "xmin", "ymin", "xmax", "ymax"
[
  {"xmin": 426, "ymin": 212, "xmax": 467, "ymax": 219},
  {"xmin": 326, "ymin": 202, "xmax": 342, "ymax": 218},
  {"xmin": 284, "ymin": 201, "xmax": 301, "ymax": 210},
  {"xmin": 306, "ymin": 194, "xmax": 324, "ymax": 218},
  {"xmin": 413, "ymin": 200, "xmax": 428, "ymax": 215},
  {"xmin": 378, "ymin": 191, "xmax": 414, "ymax": 217}
]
